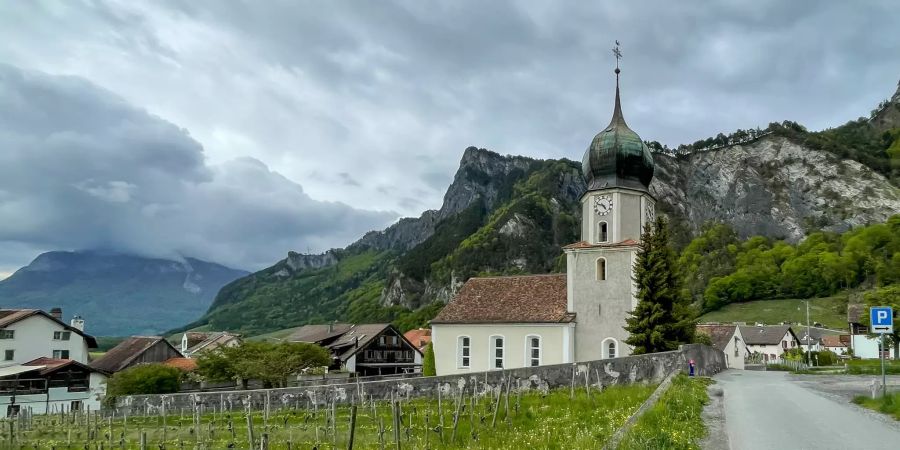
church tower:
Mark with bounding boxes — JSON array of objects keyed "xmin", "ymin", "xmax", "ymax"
[{"xmin": 565, "ymin": 45, "xmax": 656, "ymax": 362}]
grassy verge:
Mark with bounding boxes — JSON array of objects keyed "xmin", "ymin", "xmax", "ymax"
[
  {"xmin": 847, "ymin": 359, "xmax": 900, "ymax": 375},
  {"xmin": 10, "ymin": 383, "xmax": 655, "ymax": 449},
  {"xmin": 853, "ymin": 393, "xmax": 900, "ymax": 420},
  {"xmin": 617, "ymin": 375, "xmax": 712, "ymax": 450},
  {"xmin": 699, "ymin": 295, "xmax": 847, "ymax": 330}
]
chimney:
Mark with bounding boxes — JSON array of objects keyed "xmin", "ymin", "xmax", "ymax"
[
  {"xmin": 70, "ymin": 315, "xmax": 85, "ymax": 332},
  {"xmin": 50, "ymin": 307, "xmax": 62, "ymax": 321}
]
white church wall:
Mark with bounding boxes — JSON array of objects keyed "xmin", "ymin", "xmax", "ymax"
[{"xmin": 432, "ymin": 323, "xmax": 569, "ymax": 376}]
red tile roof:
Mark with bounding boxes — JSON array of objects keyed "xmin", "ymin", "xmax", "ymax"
[
  {"xmin": 164, "ymin": 357, "xmax": 199, "ymax": 372},
  {"xmin": 821, "ymin": 335, "xmax": 848, "ymax": 348},
  {"xmin": 696, "ymin": 324, "xmax": 738, "ymax": 352},
  {"xmin": 403, "ymin": 328, "xmax": 432, "ymax": 349},
  {"xmin": 432, "ymin": 274, "xmax": 574, "ymax": 324}
]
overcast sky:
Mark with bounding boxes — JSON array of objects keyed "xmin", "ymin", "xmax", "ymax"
[{"xmin": 1, "ymin": 0, "xmax": 898, "ymax": 276}]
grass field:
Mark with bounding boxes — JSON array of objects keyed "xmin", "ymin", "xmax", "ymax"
[
  {"xmin": 247, "ymin": 326, "xmax": 307, "ymax": 342},
  {"xmin": 853, "ymin": 393, "xmax": 900, "ymax": 420},
  {"xmin": 699, "ymin": 295, "xmax": 848, "ymax": 329},
  {"xmin": 847, "ymin": 359, "xmax": 900, "ymax": 375},
  {"xmin": 6, "ymin": 383, "xmax": 656, "ymax": 449},
  {"xmin": 618, "ymin": 375, "xmax": 712, "ymax": 450}
]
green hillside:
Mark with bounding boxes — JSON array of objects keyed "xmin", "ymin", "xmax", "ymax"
[{"xmin": 699, "ymin": 294, "xmax": 849, "ymax": 330}]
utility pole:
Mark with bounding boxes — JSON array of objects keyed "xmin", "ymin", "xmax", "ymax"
[{"xmin": 806, "ymin": 300, "xmax": 811, "ymax": 367}]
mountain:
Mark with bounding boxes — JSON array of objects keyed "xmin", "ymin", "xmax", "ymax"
[
  {"xmin": 0, "ymin": 251, "xmax": 248, "ymax": 336},
  {"xmin": 179, "ymin": 81, "xmax": 900, "ymax": 336}
]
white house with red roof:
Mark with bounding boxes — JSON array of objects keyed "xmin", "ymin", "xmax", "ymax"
[
  {"xmin": 0, "ymin": 308, "xmax": 97, "ymax": 366},
  {"xmin": 432, "ymin": 63, "xmax": 658, "ymax": 376}
]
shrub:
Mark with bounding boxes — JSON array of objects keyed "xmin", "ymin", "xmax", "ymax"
[
  {"xmin": 104, "ymin": 364, "xmax": 182, "ymax": 406},
  {"xmin": 422, "ymin": 342, "xmax": 436, "ymax": 376}
]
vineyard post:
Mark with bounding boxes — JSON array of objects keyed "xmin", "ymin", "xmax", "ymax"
[
  {"xmin": 347, "ymin": 404, "xmax": 357, "ymax": 450},
  {"xmin": 246, "ymin": 413, "xmax": 255, "ymax": 449}
]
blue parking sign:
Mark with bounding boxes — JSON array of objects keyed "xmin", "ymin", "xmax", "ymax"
[{"xmin": 870, "ymin": 306, "xmax": 893, "ymax": 334}]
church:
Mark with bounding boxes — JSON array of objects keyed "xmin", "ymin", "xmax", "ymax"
[{"xmin": 431, "ymin": 60, "xmax": 656, "ymax": 376}]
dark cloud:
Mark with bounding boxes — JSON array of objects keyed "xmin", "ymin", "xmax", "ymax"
[
  {"xmin": 0, "ymin": 65, "xmax": 396, "ymax": 270},
  {"xmin": 0, "ymin": 1, "xmax": 898, "ymax": 271}
]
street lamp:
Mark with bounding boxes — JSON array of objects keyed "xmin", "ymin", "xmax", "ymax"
[{"xmin": 799, "ymin": 300, "xmax": 812, "ymax": 366}]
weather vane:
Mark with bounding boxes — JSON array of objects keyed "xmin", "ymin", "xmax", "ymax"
[{"xmin": 612, "ymin": 40, "xmax": 622, "ymax": 73}]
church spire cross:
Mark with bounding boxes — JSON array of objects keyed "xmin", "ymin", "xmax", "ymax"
[{"xmin": 610, "ymin": 40, "xmax": 624, "ymax": 125}]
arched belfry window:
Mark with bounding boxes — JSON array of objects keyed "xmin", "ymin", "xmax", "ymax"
[
  {"xmin": 598, "ymin": 221, "xmax": 608, "ymax": 243},
  {"xmin": 596, "ymin": 258, "xmax": 607, "ymax": 281}
]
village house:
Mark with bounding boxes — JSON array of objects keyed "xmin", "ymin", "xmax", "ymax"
[
  {"xmin": 89, "ymin": 336, "xmax": 182, "ymax": 374},
  {"xmin": 739, "ymin": 325, "xmax": 801, "ymax": 363},
  {"xmin": 0, "ymin": 357, "xmax": 107, "ymax": 416},
  {"xmin": 796, "ymin": 326, "xmax": 844, "ymax": 353},
  {"xmin": 847, "ymin": 304, "xmax": 883, "ymax": 359},
  {"xmin": 0, "ymin": 308, "xmax": 97, "ymax": 365},
  {"xmin": 696, "ymin": 324, "xmax": 747, "ymax": 370},
  {"xmin": 821, "ymin": 335, "xmax": 850, "ymax": 356},
  {"xmin": 289, "ymin": 323, "xmax": 422, "ymax": 377},
  {"xmin": 180, "ymin": 331, "xmax": 242, "ymax": 358},
  {"xmin": 432, "ymin": 61, "xmax": 657, "ymax": 375}
]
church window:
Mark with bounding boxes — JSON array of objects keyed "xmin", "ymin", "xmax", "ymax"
[
  {"xmin": 457, "ymin": 336, "xmax": 470, "ymax": 368},
  {"xmin": 526, "ymin": 335, "xmax": 541, "ymax": 367},
  {"xmin": 602, "ymin": 338, "xmax": 617, "ymax": 359},
  {"xmin": 490, "ymin": 335, "xmax": 504, "ymax": 369},
  {"xmin": 598, "ymin": 221, "xmax": 608, "ymax": 243},
  {"xmin": 596, "ymin": 258, "xmax": 607, "ymax": 281}
]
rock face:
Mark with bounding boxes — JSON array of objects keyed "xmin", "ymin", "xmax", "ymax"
[
  {"xmin": 351, "ymin": 147, "xmax": 535, "ymax": 252},
  {"xmin": 0, "ymin": 251, "xmax": 248, "ymax": 335},
  {"xmin": 652, "ymin": 135, "xmax": 900, "ymax": 241}
]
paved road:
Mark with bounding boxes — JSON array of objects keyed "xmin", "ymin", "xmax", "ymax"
[{"xmin": 714, "ymin": 370, "xmax": 900, "ymax": 450}]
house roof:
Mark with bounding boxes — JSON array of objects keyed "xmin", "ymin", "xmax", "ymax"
[
  {"xmin": 563, "ymin": 239, "xmax": 639, "ymax": 250},
  {"xmin": 821, "ymin": 335, "xmax": 848, "ymax": 348},
  {"xmin": 847, "ymin": 304, "xmax": 863, "ymax": 324},
  {"xmin": 89, "ymin": 336, "xmax": 180, "ymax": 373},
  {"xmin": 183, "ymin": 332, "xmax": 215, "ymax": 349},
  {"xmin": 739, "ymin": 325, "xmax": 797, "ymax": 346},
  {"xmin": 403, "ymin": 328, "xmax": 432, "ymax": 349},
  {"xmin": 164, "ymin": 357, "xmax": 198, "ymax": 372},
  {"xmin": 24, "ymin": 357, "xmax": 101, "ymax": 376},
  {"xmin": 289, "ymin": 323, "xmax": 354, "ymax": 343},
  {"xmin": 289, "ymin": 323, "xmax": 421, "ymax": 362},
  {"xmin": 0, "ymin": 309, "xmax": 98, "ymax": 348},
  {"xmin": 797, "ymin": 326, "xmax": 844, "ymax": 344},
  {"xmin": 696, "ymin": 324, "xmax": 739, "ymax": 352},
  {"xmin": 187, "ymin": 332, "xmax": 241, "ymax": 354},
  {"xmin": 431, "ymin": 274, "xmax": 574, "ymax": 324}
]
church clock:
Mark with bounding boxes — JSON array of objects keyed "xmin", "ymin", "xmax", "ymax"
[{"xmin": 594, "ymin": 195, "xmax": 613, "ymax": 216}]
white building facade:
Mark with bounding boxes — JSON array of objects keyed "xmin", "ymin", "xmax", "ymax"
[{"xmin": 0, "ymin": 310, "xmax": 97, "ymax": 366}]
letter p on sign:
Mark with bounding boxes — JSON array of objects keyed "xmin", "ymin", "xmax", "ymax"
[{"xmin": 871, "ymin": 306, "xmax": 893, "ymax": 334}]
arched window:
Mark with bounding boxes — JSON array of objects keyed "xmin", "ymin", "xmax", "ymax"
[
  {"xmin": 525, "ymin": 335, "xmax": 541, "ymax": 367},
  {"xmin": 596, "ymin": 258, "xmax": 607, "ymax": 281},
  {"xmin": 602, "ymin": 338, "xmax": 617, "ymax": 359},
  {"xmin": 457, "ymin": 336, "xmax": 470, "ymax": 368},
  {"xmin": 598, "ymin": 221, "xmax": 608, "ymax": 243},
  {"xmin": 490, "ymin": 335, "xmax": 504, "ymax": 369}
]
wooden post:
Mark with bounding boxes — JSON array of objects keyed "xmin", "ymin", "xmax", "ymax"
[
  {"xmin": 139, "ymin": 431, "xmax": 147, "ymax": 450},
  {"xmin": 449, "ymin": 392, "xmax": 463, "ymax": 444},
  {"xmin": 260, "ymin": 433, "xmax": 268, "ymax": 450},
  {"xmin": 347, "ymin": 405, "xmax": 358, "ymax": 450},
  {"xmin": 437, "ymin": 383, "xmax": 444, "ymax": 427},
  {"xmin": 392, "ymin": 401, "xmax": 401, "ymax": 450},
  {"xmin": 491, "ymin": 377, "xmax": 503, "ymax": 428},
  {"xmin": 246, "ymin": 414, "xmax": 255, "ymax": 449},
  {"xmin": 570, "ymin": 366, "xmax": 576, "ymax": 399}
]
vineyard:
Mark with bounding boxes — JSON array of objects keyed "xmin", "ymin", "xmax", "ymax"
[{"xmin": 2, "ymin": 381, "xmax": 657, "ymax": 449}]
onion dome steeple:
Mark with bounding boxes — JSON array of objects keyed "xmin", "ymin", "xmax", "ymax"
[{"xmin": 582, "ymin": 42, "xmax": 655, "ymax": 192}]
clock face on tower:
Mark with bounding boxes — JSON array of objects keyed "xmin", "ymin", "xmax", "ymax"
[{"xmin": 594, "ymin": 195, "xmax": 613, "ymax": 216}]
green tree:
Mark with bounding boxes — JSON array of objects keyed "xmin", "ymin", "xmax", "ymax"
[
  {"xmin": 195, "ymin": 341, "xmax": 331, "ymax": 388},
  {"xmin": 422, "ymin": 342, "xmax": 436, "ymax": 376},
  {"xmin": 625, "ymin": 216, "xmax": 697, "ymax": 354},
  {"xmin": 104, "ymin": 364, "xmax": 182, "ymax": 406}
]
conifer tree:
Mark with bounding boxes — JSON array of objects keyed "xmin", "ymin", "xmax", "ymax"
[{"xmin": 625, "ymin": 216, "xmax": 696, "ymax": 354}]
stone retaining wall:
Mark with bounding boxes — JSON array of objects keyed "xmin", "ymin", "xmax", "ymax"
[{"xmin": 112, "ymin": 344, "xmax": 724, "ymax": 416}]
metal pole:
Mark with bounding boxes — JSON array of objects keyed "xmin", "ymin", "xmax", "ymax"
[
  {"xmin": 882, "ymin": 333, "xmax": 887, "ymax": 398},
  {"xmin": 806, "ymin": 301, "xmax": 811, "ymax": 366}
]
